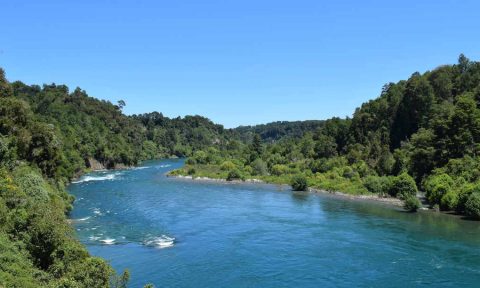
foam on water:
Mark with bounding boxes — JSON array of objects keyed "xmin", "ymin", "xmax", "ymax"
[
  {"xmin": 74, "ymin": 216, "xmax": 91, "ymax": 221},
  {"xmin": 143, "ymin": 235, "xmax": 175, "ymax": 248},
  {"xmin": 132, "ymin": 166, "xmax": 149, "ymax": 170},
  {"xmin": 100, "ymin": 238, "xmax": 116, "ymax": 245},
  {"xmin": 92, "ymin": 208, "xmax": 104, "ymax": 216},
  {"xmin": 72, "ymin": 173, "xmax": 121, "ymax": 184}
]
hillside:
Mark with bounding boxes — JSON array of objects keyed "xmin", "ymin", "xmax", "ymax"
[
  {"xmin": 173, "ymin": 54, "xmax": 480, "ymax": 218},
  {"xmin": 234, "ymin": 120, "xmax": 325, "ymax": 143}
]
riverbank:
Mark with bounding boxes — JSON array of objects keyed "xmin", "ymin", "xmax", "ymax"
[{"xmin": 168, "ymin": 174, "xmax": 404, "ymax": 207}]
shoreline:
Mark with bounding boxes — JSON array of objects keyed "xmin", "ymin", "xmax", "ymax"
[{"xmin": 168, "ymin": 174, "xmax": 404, "ymax": 207}]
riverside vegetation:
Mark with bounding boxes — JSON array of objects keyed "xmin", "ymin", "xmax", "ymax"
[
  {"xmin": 1, "ymin": 54, "xmax": 480, "ymax": 287},
  {"xmin": 171, "ymin": 54, "xmax": 480, "ymax": 218}
]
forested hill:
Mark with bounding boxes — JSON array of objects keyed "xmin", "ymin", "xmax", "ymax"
[
  {"xmin": 0, "ymin": 68, "xmax": 231, "ymax": 287},
  {"xmin": 234, "ymin": 120, "xmax": 325, "ymax": 143},
  {"xmin": 173, "ymin": 54, "xmax": 480, "ymax": 220}
]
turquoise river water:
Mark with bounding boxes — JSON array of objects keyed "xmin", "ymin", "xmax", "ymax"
[{"xmin": 68, "ymin": 159, "xmax": 480, "ymax": 287}]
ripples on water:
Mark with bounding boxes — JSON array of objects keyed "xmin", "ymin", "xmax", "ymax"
[{"xmin": 69, "ymin": 159, "xmax": 480, "ymax": 288}]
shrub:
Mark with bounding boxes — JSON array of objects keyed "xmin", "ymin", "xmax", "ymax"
[
  {"xmin": 456, "ymin": 183, "xmax": 480, "ymax": 213},
  {"xmin": 389, "ymin": 173, "xmax": 417, "ymax": 199},
  {"xmin": 363, "ymin": 175, "xmax": 391, "ymax": 195},
  {"xmin": 220, "ymin": 161, "xmax": 236, "ymax": 171},
  {"xmin": 243, "ymin": 165, "xmax": 253, "ymax": 175},
  {"xmin": 424, "ymin": 173, "xmax": 454, "ymax": 205},
  {"xmin": 192, "ymin": 151, "xmax": 208, "ymax": 164},
  {"xmin": 226, "ymin": 169, "xmax": 243, "ymax": 181},
  {"xmin": 403, "ymin": 195, "xmax": 421, "ymax": 212},
  {"xmin": 291, "ymin": 175, "xmax": 308, "ymax": 191},
  {"xmin": 342, "ymin": 166, "xmax": 356, "ymax": 179},
  {"xmin": 271, "ymin": 164, "xmax": 288, "ymax": 176},
  {"xmin": 187, "ymin": 168, "xmax": 196, "ymax": 175},
  {"xmin": 251, "ymin": 158, "xmax": 268, "ymax": 176},
  {"xmin": 465, "ymin": 193, "xmax": 480, "ymax": 220},
  {"xmin": 440, "ymin": 190, "xmax": 458, "ymax": 211}
]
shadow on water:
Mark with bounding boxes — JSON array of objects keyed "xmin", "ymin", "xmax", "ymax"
[
  {"xmin": 291, "ymin": 191, "xmax": 310, "ymax": 203},
  {"xmin": 317, "ymin": 193, "xmax": 480, "ymax": 246}
]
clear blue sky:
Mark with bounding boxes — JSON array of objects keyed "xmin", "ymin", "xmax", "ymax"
[{"xmin": 1, "ymin": 0, "xmax": 479, "ymax": 128}]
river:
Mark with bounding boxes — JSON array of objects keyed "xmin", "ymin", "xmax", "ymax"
[{"xmin": 68, "ymin": 159, "xmax": 480, "ymax": 287}]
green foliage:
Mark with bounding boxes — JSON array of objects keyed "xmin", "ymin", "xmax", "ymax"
[
  {"xmin": 465, "ymin": 192, "xmax": 480, "ymax": 220},
  {"xmin": 271, "ymin": 164, "xmax": 288, "ymax": 176},
  {"xmin": 220, "ymin": 160, "xmax": 236, "ymax": 171},
  {"xmin": 403, "ymin": 195, "xmax": 422, "ymax": 212},
  {"xmin": 291, "ymin": 175, "xmax": 308, "ymax": 191},
  {"xmin": 226, "ymin": 169, "xmax": 243, "ymax": 181},
  {"xmin": 424, "ymin": 173, "xmax": 454, "ymax": 205},
  {"xmin": 251, "ymin": 158, "xmax": 268, "ymax": 176},
  {"xmin": 389, "ymin": 173, "xmax": 418, "ymax": 199},
  {"xmin": 363, "ymin": 175, "xmax": 392, "ymax": 195},
  {"xmin": 187, "ymin": 167, "xmax": 196, "ymax": 175}
]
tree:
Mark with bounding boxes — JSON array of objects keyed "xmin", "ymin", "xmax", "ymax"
[
  {"xmin": 391, "ymin": 73, "xmax": 434, "ymax": 148},
  {"xmin": 407, "ymin": 128, "xmax": 436, "ymax": 182},
  {"xmin": 314, "ymin": 134, "xmax": 337, "ymax": 159},
  {"xmin": 0, "ymin": 68, "xmax": 13, "ymax": 98},
  {"xmin": 117, "ymin": 100, "xmax": 126, "ymax": 110},
  {"xmin": 249, "ymin": 134, "xmax": 263, "ymax": 161},
  {"xmin": 251, "ymin": 158, "xmax": 268, "ymax": 176}
]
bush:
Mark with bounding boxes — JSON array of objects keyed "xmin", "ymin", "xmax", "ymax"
[
  {"xmin": 363, "ymin": 175, "xmax": 391, "ymax": 195},
  {"xmin": 187, "ymin": 167, "xmax": 196, "ymax": 175},
  {"xmin": 192, "ymin": 151, "xmax": 208, "ymax": 164},
  {"xmin": 251, "ymin": 158, "xmax": 268, "ymax": 176},
  {"xmin": 440, "ymin": 190, "xmax": 459, "ymax": 211},
  {"xmin": 342, "ymin": 166, "xmax": 356, "ymax": 179},
  {"xmin": 465, "ymin": 193, "xmax": 480, "ymax": 220},
  {"xmin": 424, "ymin": 173, "xmax": 454, "ymax": 205},
  {"xmin": 220, "ymin": 161, "xmax": 236, "ymax": 171},
  {"xmin": 389, "ymin": 173, "xmax": 418, "ymax": 199},
  {"xmin": 243, "ymin": 165, "xmax": 253, "ymax": 175},
  {"xmin": 226, "ymin": 169, "xmax": 243, "ymax": 181},
  {"xmin": 291, "ymin": 175, "xmax": 308, "ymax": 191},
  {"xmin": 456, "ymin": 183, "xmax": 480, "ymax": 213},
  {"xmin": 271, "ymin": 164, "xmax": 288, "ymax": 176},
  {"xmin": 403, "ymin": 195, "xmax": 421, "ymax": 212}
]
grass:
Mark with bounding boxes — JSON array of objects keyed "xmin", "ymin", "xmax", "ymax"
[{"xmin": 169, "ymin": 164, "xmax": 371, "ymax": 195}]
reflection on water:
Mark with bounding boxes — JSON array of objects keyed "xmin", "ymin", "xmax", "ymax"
[{"xmin": 69, "ymin": 159, "xmax": 480, "ymax": 288}]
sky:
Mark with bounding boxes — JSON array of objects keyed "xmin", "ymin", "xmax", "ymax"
[{"xmin": 1, "ymin": 0, "xmax": 480, "ymax": 128}]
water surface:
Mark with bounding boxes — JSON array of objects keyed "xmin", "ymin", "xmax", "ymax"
[{"xmin": 69, "ymin": 159, "xmax": 480, "ymax": 287}]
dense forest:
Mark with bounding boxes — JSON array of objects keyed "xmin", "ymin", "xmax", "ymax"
[
  {"xmin": 172, "ymin": 54, "xmax": 480, "ymax": 218},
  {"xmin": 234, "ymin": 120, "xmax": 325, "ymax": 143},
  {"xmin": 2, "ymin": 54, "xmax": 480, "ymax": 287}
]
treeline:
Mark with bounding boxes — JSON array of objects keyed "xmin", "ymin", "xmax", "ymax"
[
  {"xmin": 234, "ymin": 120, "xmax": 325, "ymax": 143},
  {"xmin": 0, "ymin": 68, "xmax": 229, "ymax": 287},
  {"xmin": 173, "ymin": 54, "xmax": 480, "ymax": 219}
]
